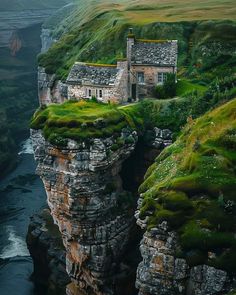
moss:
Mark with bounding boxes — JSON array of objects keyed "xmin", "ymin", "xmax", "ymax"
[{"xmin": 30, "ymin": 100, "xmax": 144, "ymax": 145}]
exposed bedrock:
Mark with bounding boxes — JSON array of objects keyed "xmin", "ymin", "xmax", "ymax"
[
  {"xmin": 135, "ymin": 216, "xmax": 234, "ymax": 295},
  {"xmin": 0, "ymin": 10, "xmax": 56, "ymax": 49},
  {"xmin": 38, "ymin": 67, "xmax": 68, "ymax": 106},
  {"xmin": 31, "ymin": 128, "xmax": 139, "ymax": 295},
  {"xmin": 31, "ymin": 127, "xmax": 173, "ymax": 295}
]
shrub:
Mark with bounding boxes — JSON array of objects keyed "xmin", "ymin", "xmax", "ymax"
[
  {"xmin": 111, "ymin": 144, "xmax": 119, "ymax": 151},
  {"xmin": 155, "ymin": 73, "xmax": 177, "ymax": 99}
]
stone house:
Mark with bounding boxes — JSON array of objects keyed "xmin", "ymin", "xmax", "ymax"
[
  {"xmin": 66, "ymin": 61, "xmax": 128, "ymax": 103},
  {"xmin": 66, "ymin": 29, "xmax": 178, "ymax": 103}
]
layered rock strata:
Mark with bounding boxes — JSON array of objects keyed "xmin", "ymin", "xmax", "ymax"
[
  {"xmin": 31, "ymin": 128, "xmax": 138, "ymax": 295},
  {"xmin": 135, "ymin": 220, "xmax": 233, "ymax": 295}
]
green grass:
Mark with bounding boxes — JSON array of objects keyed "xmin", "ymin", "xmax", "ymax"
[
  {"xmin": 30, "ymin": 100, "xmax": 144, "ymax": 145},
  {"xmin": 31, "ymin": 75, "xmax": 236, "ymax": 146},
  {"xmin": 139, "ymin": 98, "xmax": 236, "ymax": 272},
  {"xmin": 176, "ymin": 79, "xmax": 207, "ymax": 96}
]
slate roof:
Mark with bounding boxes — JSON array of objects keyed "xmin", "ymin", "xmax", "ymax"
[
  {"xmin": 131, "ymin": 40, "xmax": 178, "ymax": 66},
  {"xmin": 66, "ymin": 63, "xmax": 120, "ymax": 86}
]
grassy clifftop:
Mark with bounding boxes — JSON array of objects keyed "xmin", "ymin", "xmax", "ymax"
[
  {"xmin": 30, "ymin": 100, "xmax": 143, "ymax": 145},
  {"xmin": 31, "ymin": 74, "xmax": 236, "ymax": 145},
  {"xmin": 139, "ymin": 98, "xmax": 236, "ymax": 272}
]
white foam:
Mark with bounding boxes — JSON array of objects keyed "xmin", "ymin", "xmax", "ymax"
[
  {"xmin": 18, "ymin": 138, "xmax": 34, "ymax": 155},
  {"xmin": 0, "ymin": 226, "xmax": 29, "ymax": 259}
]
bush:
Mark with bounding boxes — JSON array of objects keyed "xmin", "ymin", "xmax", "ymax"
[{"xmin": 155, "ymin": 73, "xmax": 177, "ymax": 99}]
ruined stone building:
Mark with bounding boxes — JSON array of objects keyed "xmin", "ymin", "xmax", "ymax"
[{"xmin": 39, "ymin": 30, "xmax": 178, "ymax": 105}]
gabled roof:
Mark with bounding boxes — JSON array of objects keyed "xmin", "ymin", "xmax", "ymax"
[
  {"xmin": 131, "ymin": 40, "xmax": 178, "ymax": 67},
  {"xmin": 66, "ymin": 62, "xmax": 120, "ymax": 86}
]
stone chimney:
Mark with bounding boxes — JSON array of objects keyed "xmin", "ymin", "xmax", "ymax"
[
  {"xmin": 127, "ymin": 28, "xmax": 135, "ymax": 70},
  {"xmin": 127, "ymin": 28, "xmax": 135, "ymax": 98}
]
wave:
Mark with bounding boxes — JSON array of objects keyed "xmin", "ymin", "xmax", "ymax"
[
  {"xmin": 0, "ymin": 226, "xmax": 29, "ymax": 259},
  {"xmin": 18, "ymin": 138, "xmax": 34, "ymax": 155}
]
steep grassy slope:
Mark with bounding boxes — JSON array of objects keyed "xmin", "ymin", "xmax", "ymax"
[
  {"xmin": 139, "ymin": 98, "xmax": 236, "ymax": 272},
  {"xmin": 38, "ymin": 0, "xmax": 236, "ymax": 81}
]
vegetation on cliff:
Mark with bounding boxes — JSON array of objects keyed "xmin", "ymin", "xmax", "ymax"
[
  {"xmin": 30, "ymin": 100, "xmax": 143, "ymax": 145},
  {"xmin": 139, "ymin": 98, "xmax": 236, "ymax": 272},
  {"xmin": 31, "ymin": 74, "xmax": 236, "ymax": 146}
]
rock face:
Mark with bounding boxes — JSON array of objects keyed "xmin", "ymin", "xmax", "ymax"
[
  {"xmin": 38, "ymin": 67, "xmax": 68, "ymax": 106},
  {"xmin": 31, "ymin": 128, "xmax": 138, "ymax": 295},
  {"xmin": 135, "ymin": 221, "xmax": 232, "ymax": 295},
  {"xmin": 27, "ymin": 208, "xmax": 70, "ymax": 295},
  {"xmin": 0, "ymin": 10, "xmax": 56, "ymax": 49}
]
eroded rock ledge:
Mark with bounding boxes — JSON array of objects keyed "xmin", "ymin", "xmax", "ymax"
[
  {"xmin": 30, "ymin": 125, "xmax": 173, "ymax": 295},
  {"xmin": 135, "ymin": 221, "xmax": 232, "ymax": 295},
  {"xmin": 31, "ymin": 128, "xmax": 139, "ymax": 295}
]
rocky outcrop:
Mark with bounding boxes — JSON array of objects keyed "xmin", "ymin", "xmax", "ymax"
[
  {"xmin": 135, "ymin": 221, "xmax": 233, "ymax": 295},
  {"xmin": 38, "ymin": 67, "xmax": 68, "ymax": 106},
  {"xmin": 0, "ymin": 10, "xmax": 56, "ymax": 49},
  {"xmin": 31, "ymin": 128, "xmax": 139, "ymax": 295},
  {"xmin": 27, "ymin": 208, "xmax": 70, "ymax": 295},
  {"xmin": 41, "ymin": 28, "xmax": 55, "ymax": 53}
]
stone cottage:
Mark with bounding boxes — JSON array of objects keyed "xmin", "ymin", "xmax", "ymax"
[
  {"xmin": 65, "ymin": 30, "xmax": 177, "ymax": 103},
  {"xmin": 66, "ymin": 61, "xmax": 128, "ymax": 103}
]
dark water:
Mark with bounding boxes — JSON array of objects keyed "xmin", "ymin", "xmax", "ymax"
[{"xmin": 0, "ymin": 139, "xmax": 46, "ymax": 295}]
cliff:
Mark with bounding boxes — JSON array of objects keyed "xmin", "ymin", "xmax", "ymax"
[
  {"xmin": 28, "ymin": 1, "xmax": 236, "ymax": 293},
  {"xmin": 31, "ymin": 127, "xmax": 138, "ymax": 294},
  {"xmin": 30, "ymin": 99, "xmax": 175, "ymax": 294},
  {"xmin": 30, "ymin": 97, "xmax": 236, "ymax": 295},
  {"xmin": 135, "ymin": 98, "xmax": 236, "ymax": 294}
]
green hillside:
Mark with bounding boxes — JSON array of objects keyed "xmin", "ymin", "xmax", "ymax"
[
  {"xmin": 139, "ymin": 98, "xmax": 236, "ymax": 272},
  {"xmin": 38, "ymin": 0, "xmax": 236, "ymax": 81}
]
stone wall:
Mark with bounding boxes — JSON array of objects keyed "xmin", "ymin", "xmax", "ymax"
[
  {"xmin": 67, "ymin": 62, "xmax": 128, "ymax": 104},
  {"xmin": 130, "ymin": 65, "xmax": 175, "ymax": 99}
]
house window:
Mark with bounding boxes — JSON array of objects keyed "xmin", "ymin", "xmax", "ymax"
[
  {"xmin": 137, "ymin": 72, "xmax": 145, "ymax": 83},
  {"xmin": 157, "ymin": 73, "xmax": 167, "ymax": 84},
  {"xmin": 88, "ymin": 89, "xmax": 92, "ymax": 97},
  {"xmin": 99, "ymin": 90, "xmax": 103, "ymax": 98}
]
